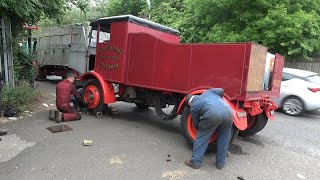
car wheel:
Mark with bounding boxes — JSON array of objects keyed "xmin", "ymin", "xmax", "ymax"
[{"xmin": 282, "ymin": 96, "xmax": 304, "ymax": 116}]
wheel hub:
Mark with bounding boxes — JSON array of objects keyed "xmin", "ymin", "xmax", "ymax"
[
  {"xmin": 283, "ymin": 99, "xmax": 303, "ymax": 115},
  {"xmin": 84, "ymin": 85, "xmax": 101, "ymax": 109}
]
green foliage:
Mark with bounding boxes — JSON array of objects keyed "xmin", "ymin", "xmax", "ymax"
[
  {"xmin": 2, "ymin": 81, "xmax": 41, "ymax": 111},
  {"xmin": 38, "ymin": 3, "xmax": 107, "ymax": 28},
  {"xmin": 104, "ymin": 0, "xmax": 148, "ymax": 17},
  {"xmin": 149, "ymin": 0, "xmax": 320, "ymax": 60},
  {"xmin": 0, "ymin": 0, "xmax": 89, "ymax": 22},
  {"xmin": 13, "ymin": 48, "xmax": 36, "ymax": 84}
]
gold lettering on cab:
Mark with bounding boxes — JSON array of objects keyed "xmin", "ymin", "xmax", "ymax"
[
  {"xmin": 100, "ymin": 55, "xmax": 119, "ymax": 60},
  {"xmin": 100, "ymin": 62, "xmax": 119, "ymax": 70},
  {"xmin": 98, "ymin": 45, "xmax": 123, "ymax": 54}
]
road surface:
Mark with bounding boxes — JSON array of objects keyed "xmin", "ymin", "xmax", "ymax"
[{"xmin": 0, "ymin": 79, "xmax": 319, "ymax": 180}]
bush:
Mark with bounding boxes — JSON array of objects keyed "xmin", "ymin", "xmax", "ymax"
[
  {"xmin": 2, "ymin": 81, "xmax": 41, "ymax": 111},
  {"xmin": 13, "ymin": 48, "xmax": 37, "ymax": 85}
]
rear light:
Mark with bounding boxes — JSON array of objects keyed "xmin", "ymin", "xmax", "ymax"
[{"xmin": 308, "ymin": 88, "xmax": 320, "ymax": 93}]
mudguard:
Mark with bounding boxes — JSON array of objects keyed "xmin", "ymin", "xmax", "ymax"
[{"xmin": 81, "ymin": 71, "xmax": 116, "ymax": 104}]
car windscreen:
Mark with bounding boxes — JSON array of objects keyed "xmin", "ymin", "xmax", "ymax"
[{"xmin": 305, "ymin": 75, "xmax": 320, "ymax": 85}]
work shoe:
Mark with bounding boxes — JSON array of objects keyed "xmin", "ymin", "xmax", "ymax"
[
  {"xmin": 55, "ymin": 111, "xmax": 63, "ymax": 123},
  {"xmin": 49, "ymin": 110, "xmax": 55, "ymax": 121},
  {"xmin": 0, "ymin": 130, "xmax": 8, "ymax": 136},
  {"xmin": 184, "ymin": 160, "xmax": 199, "ymax": 169},
  {"xmin": 216, "ymin": 163, "xmax": 224, "ymax": 170}
]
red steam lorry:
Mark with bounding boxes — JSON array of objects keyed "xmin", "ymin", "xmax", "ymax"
[{"xmin": 80, "ymin": 15, "xmax": 284, "ymax": 148}]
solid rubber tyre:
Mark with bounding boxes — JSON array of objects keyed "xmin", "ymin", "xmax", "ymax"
[{"xmin": 238, "ymin": 113, "xmax": 268, "ymax": 137}]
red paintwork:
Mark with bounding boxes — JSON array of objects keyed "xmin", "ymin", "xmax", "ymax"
[
  {"xmin": 81, "ymin": 71, "xmax": 116, "ymax": 104},
  {"xmin": 94, "ymin": 22, "xmax": 180, "ymax": 84},
  {"xmin": 246, "ymin": 116, "xmax": 256, "ymax": 129},
  {"xmin": 261, "ymin": 97, "xmax": 278, "ymax": 120},
  {"xmin": 244, "ymin": 101, "xmax": 263, "ymax": 116}
]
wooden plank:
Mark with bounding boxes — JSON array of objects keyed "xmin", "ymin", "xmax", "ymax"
[{"xmin": 246, "ymin": 43, "xmax": 268, "ymax": 92}]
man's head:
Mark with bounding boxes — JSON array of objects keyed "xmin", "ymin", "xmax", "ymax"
[{"xmin": 66, "ymin": 72, "xmax": 76, "ymax": 83}]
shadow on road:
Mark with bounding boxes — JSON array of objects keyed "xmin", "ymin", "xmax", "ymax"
[{"xmin": 106, "ymin": 103, "xmax": 182, "ymax": 135}]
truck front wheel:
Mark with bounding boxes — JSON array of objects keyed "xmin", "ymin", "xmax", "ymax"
[
  {"xmin": 83, "ymin": 79, "xmax": 106, "ymax": 113},
  {"xmin": 180, "ymin": 107, "xmax": 239, "ymax": 152},
  {"xmin": 238, "ymin": 113, "xmax": 268, "ymax": 137}
]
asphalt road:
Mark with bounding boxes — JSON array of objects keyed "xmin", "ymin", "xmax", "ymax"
[{"xmin": 0, "ymin": 79, "xmax": 319, "ymax": 180}]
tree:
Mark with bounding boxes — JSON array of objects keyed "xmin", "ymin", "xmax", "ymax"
[
  {"xmin": 38, "ymin": 3, "xmax": 107, "ymax": 28},
  {"xmin": 104, "ymin": 0, "xmax": 148, "ymax": 17},
  {"xmin": 149, "ymin": 0, "xmax": 320, "ymax": 60},
  {"xmin": 0, "ymin": 0, "xmax": 89, "ymax": 33}
]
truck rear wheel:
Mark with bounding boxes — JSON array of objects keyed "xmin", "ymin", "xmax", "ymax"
[
  {"xmin": 238, "ymin": 113, "xmax": 268, "ymax": 137},
  {"xmin": 83, "ymin": 79, "xmax": 106, "ymax": 113},
  {"xmin": 180, "ymin": 107, "xmax": 239, "ymax": 152}
]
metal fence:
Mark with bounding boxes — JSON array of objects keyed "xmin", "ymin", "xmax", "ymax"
[{"xmin": 285, "ymin": 61, "xmax": 320, "ymax": 74}]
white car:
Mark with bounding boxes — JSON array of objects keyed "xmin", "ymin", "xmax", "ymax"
[{"xmin": 275, "ymin": 68, "xmax": 320, "ymax": 116}]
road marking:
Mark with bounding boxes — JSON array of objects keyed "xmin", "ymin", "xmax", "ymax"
[
  {"xmin": 296, "ymin": 173, "xmax": 306, "ymax": 179},
  {"xmin": 162, "ymin": 170, "xmax": 187, "ymax": 180},
  {"xmin": 109, "ymin": 156, "xmax": 123, "ymax": 165},
  {"xmin": 303, "ymin": 114, "xmax": 320, "ymax": 118}
]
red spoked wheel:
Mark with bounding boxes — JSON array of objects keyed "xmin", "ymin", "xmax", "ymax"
[
  {"xmin": 84, "ymin": 85, "xmax": 101, "ymax": 109},
  {"xmin": 83, "ymin": 79, "xmax": 105, "ymax": 112},
  {"xmin": 186, "ymin": 113, "xmax": 218, "ymax": 144}
]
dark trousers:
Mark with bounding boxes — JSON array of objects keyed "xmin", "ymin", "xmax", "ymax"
[{"xmin": 57, "ymin": 104, "xmax": 81, "ymax": 122}]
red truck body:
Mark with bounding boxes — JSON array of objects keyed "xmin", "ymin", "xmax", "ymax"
[
  {"xmin": 92, "ymin": 16, "xmax": 283, "ymax": 101},
  {"xmin": 82, "ymin": 15, "xmax": 285, "ymax": 144}
]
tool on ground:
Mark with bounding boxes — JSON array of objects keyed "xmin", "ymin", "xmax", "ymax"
[
  {"xmin": 46, "ymin": 124, "xmax": 73, "ymax": 133},
  {"xmin": 166, "ymin": 154, "xmax": 171, "ymax": 162}
]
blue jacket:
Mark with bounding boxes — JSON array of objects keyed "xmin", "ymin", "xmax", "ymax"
[{"xmin": 190, "ymin": 88, "xmax": 232, "ymax": 128}]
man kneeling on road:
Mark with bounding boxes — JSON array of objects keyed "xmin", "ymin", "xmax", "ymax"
[
  {"xmin": 184, "ymin": 88, "xmax": 233, "ymax": 170},
  {"xmin": 49, "ymin": 72, "xmax": 87, "ymax": 123}
]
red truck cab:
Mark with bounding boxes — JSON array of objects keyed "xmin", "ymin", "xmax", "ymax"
[{"xmin": 81, "ymin": 15, "xmax": 285, "ymax": 147}]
